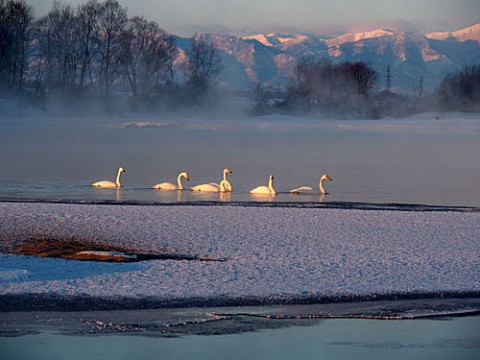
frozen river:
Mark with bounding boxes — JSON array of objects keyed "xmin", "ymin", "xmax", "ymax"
[
  {"xmin": 1, "ymin": 108, "xmax": 479, "ymax": 359},
  {"xmin": 1, "ymin": 201, "xmax": 479, "ymax": 309}
]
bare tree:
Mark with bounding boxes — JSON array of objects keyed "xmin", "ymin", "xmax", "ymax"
[
  {"xmin": 288, "ymin": 58, "xmax": 342, "ymax": 110},
  {"xmin": 0, "ymin": 0, "xmax": 33, "ymax": 91},
  {"xmin": 95, "ymin": 0, "xmax": 127, "ymax": 96},
  {"xmin": 77, "ymin": 0, "xmax": 101, "ymax": 90},
  {"xmin": 34, "ymin": 2, "xmax": 81, "ymax": 93},
  {"xmin": 341, "ymin": 61, "xmax": 377, "ymax": 97},
  {"xmin": 438, "ymin": 64, "xmax": 480, "ymax": 110},
  {"xmin": 251, "ymin": 82, "xmax": 273, "ymax": 115},
  {"xmin": 287, "ymin": 58, "xmax": 377, "ymax": 114},
  {"xmin": 184, "ymin": 33, "xmax": 222, "ymax": 93},
  {"xmin": 118, "ymin": 16, "xmax": 176, "ymax": 99},
  {"xmin": 0, "ymin": 1, "xmax": 9, "ymax": 79}
]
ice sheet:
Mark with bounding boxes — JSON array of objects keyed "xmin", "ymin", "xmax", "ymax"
[{"xmin": 1, "ymin": 202, "xmax": 479, "ymax": 310}]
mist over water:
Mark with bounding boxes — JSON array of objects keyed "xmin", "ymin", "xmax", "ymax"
[{"xmin": 0, "ymin": 111, "xmax": 479, "ymax": 206}]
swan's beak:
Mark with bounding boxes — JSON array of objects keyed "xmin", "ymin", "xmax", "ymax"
[{"xmin": 327, "ymin": 175, "xmax": 332, "ymax": 181}]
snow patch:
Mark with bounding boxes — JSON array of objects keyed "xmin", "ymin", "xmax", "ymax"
[
  {"xmin": 426, "ymin": 23, "xmax": 480, "ymax": 42},
  {"xmin": 326, "ymin": 29, "xmax": 396, "ymax": 47},
  {"xmin": 75, "ymin": 251, "xmax": 138, "ymax": 261},
  {"xmin": 243, "ymin": 34, "xmax": 274, "ymax": 47}
]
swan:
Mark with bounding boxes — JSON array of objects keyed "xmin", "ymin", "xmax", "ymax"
[
  {"xmin": 91, "ymin": 167, "xmax": 125, "ymax": 188},
  {"xmin": 290, "ymin": 174, "xmax": 333, "ymax": 194},
  {"xmin": 153, "ymin": 171, "xmax": 189, "ymax": 190},
  {"xmin": 249, "ymin": 175, "xmax": 277, "ymax": 195},
  {"xmin": 191, "ymin": 168, "xmax": 233, "ymax": 192},
  {"xmin": 216, "ymin": 168, "xmax": 233, "ymax": 192}
]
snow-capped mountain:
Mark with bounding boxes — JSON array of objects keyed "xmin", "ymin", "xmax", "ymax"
[
  {"xmin": 325, "ymin": 29, "xmax": 396, "ymax": 47},
  {"xmin": 174, "ymin": 23, "xmax": 480, "ymax": 93},
  {"xmin": 426, "ymin": 23, "xmax": 480, "ymax": 42}
]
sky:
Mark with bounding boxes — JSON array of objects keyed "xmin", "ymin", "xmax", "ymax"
[{"xmin": 25, "ymin": 0, "xmax": 480, "ymax": 37}]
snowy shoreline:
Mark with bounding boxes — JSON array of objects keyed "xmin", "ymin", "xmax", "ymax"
[
  {"xmin": 1, "ymin": 201, "xmax": 479, "ymax": 315},
  {"xmin": 1, "ymin": 198, "xmax": 479, "ymax": 211}
]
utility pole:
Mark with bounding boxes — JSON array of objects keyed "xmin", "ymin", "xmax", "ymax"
[
  {"xmin": 418, "ymin": 76, "xmax": 424, "ymax": 97},
  {"xmin": 385, "ymin": 65, "xmax": 392, "ymax": 93}
]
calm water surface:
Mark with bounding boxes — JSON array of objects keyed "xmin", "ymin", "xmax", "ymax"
[
  {"xmin": 0, "ymin": 113, "xmax": 479, "ymax": 206},
  {"xmin": 1, "ymin": 317, "xmax": 479, "ymax": 360}
]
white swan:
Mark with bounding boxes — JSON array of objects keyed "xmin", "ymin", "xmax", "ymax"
[
  {"xmin": 91, "ymin": 167, "xmax": 125, "ymax": 189},
  {"xmin": 290, "ymin": 174, "xmax": 332, "ymax": 194},
  {"xmin": 153, "ymin": 171, "xmax": 189, "ymax": 190},
  {"xmin": 249, "ymin": 175, "xmax": 277, "ymax": 195},
  {"xmin": 218, "ymin": 169, "xmax": 233, "ymax": 192},
  {"xmin": 191, "ymin": 168, "xmax": 233, "ymax": 193}
]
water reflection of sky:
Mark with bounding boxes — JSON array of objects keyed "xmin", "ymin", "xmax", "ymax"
[{"xmin": 0, "ymin": 114, "xmax": 479, "ymax": 207}]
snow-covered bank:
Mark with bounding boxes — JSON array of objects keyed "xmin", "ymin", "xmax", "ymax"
[{"xmin": 0, "ymin": 202, "xmax": 479, "ymax": 311}]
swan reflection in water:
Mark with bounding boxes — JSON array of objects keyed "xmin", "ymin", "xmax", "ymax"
[
  {"xmin": 220, "ymin": 191, "xmax": 231, "ymax": 202},
  {"xmin": 150, "ymin": 187, "xmax": 191, "ymax": 202}
]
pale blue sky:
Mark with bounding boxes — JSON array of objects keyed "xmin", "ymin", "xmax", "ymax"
[{"xmin": 26, "ymin": 0, "xmax": 480, "ymax": 36}]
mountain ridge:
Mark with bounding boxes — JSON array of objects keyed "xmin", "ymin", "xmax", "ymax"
[
  {"xmin": 426, "ymin": 23, "xmax": 480, "ymax": 42},
  {"xmin": 174, "ymin": 23, "xmax": 480, "ymax": 93}
]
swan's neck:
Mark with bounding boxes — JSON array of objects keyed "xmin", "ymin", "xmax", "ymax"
[
  {"xmin": 223, "ymin": 170, "xmax": 229, "ymax": 181},
  {"xmin": 116, "ymin": 170, "xmax": 123, "ymax": 187},
  {"xmin": 221, "ymin": 180, "xmax": 232, "ymax": 192},
  {"xmin": 319, "ymin": 177, "xmax": 327, "ymax": 194},
  {"xmin": 268, "ymin": 178, "xmax": 275, "ymax": 193},
  {"xmin": 177, "ymin": 173, "xmax": 184, "ymax": 189}
]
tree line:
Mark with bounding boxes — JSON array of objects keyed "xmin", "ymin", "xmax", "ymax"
[
  {"xmin": 1, "ymin": 0, "xmax": 478, "ymax": 116},
  {"xmin": 0, "ymin": 0, "xmax": 221, "ymax": 110},
  {"xmin": 437, "ymin": 64, "xmax": 480, "ymax": 112},
  {"xmin": 253, "ymin": 57, "xmax": 480, "ymax": 117},
  {"xmin": 283, "ymin": 58, "xmax": 377, "ymax": 117}
]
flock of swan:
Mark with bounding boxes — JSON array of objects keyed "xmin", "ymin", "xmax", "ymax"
[{"xmin": 91, "ymin": 167, "xmax": 333, "ymax": 195}]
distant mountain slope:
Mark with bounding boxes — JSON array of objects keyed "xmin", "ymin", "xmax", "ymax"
[
  {"xmin": 174, "ymin": 24, "xmax": 480, "ymax": 93},
  {"xmin": 325, "ymin": 29, "xmax": 396, "ymax": 47},
  {"xmin": 426, "ymin": 23, "xmax": 480, "ymax": 42}
]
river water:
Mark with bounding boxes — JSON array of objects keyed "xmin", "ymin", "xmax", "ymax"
[
  {"xmin": 0, "ymin": 112, "xmax": 479, "ymax": 207},
  {"xmin": 1, "ymin": 316, "xmax": 479, "ymax": 360}
]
